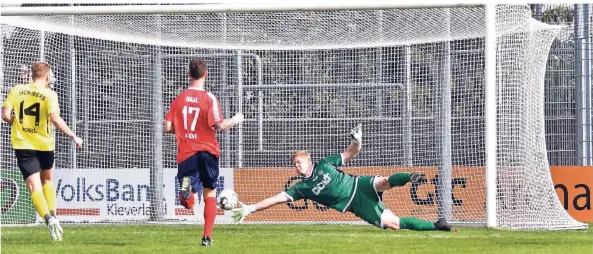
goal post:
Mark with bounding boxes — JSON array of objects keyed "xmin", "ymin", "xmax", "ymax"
[
  {"xmin": 484, "ymin": 2, "xmax": 497, "ymax": 229},
  {"xmin": 0, "ymin": 3, "xmax": 587, "ymax": 230}
]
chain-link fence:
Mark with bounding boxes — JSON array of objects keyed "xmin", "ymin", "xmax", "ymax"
[{"xmin": 534, "ymin": 4, "xmax": 593, "ymax": 166}]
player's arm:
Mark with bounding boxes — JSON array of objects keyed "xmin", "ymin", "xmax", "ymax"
[
  {"xmin": 163, "ymin": 109, "xmax": 175, "ymax": 133},
  {"xmin": 1, "ymin": 87, "xmax": 15, "ymax": 124},
  {"xmin": 233, "ymin": 186, "xmax": 303, "ymax": 223},
  {"xmin": 164, "ymin": 121, "xmax": 174, "ymax": 133},
  {"xmin": 163, "ymin": 99, "xmax": 176, "ymax": 133},
  {"xmin": 207, "ymin": 92, "xmax": 244, "ymax": 131},
  {"xmin": 49, "ymin": 113, "xmax": 83, "ymax": 147},
  {"xmin": 341, "ymin": 123, "xmax": 362, "ymax": 164},
  {"xmin": 251, "ymin": 193, "xmax": 290, "ymax": 212},
  {"xmin": 232, "ymin": 193, "xmax": 291, "ymax": 223},
  {"xmin": 213, "ymin": 113, "xmax": 244, "ymax": 131},
  {"xmin": 48, "ymin": 92, "xmax": 83, "ymax": 147},
  {"xmin": 1, "ymin": 107, "xmax": 13, "ymax": 124},
  {"xmin": 49, "ymin": 113, "xmax": 73, "ymax": 136}
]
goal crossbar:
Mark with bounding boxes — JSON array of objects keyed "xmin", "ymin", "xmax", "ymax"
[{"xmin": 0, "ymin": 3, "xmax": 484, "ymax": 16}]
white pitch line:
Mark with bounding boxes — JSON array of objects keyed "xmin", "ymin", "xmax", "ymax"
[
  {"xmin": 286, "ymin": 232, "xmax": 499, "ymax": 239},
  {"xmin": 3, "ymin": 230, "xmax": 590, "ymax": 240}
]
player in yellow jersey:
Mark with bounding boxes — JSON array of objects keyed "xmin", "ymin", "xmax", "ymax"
[{"xmin": 1, "ymin": 61, "xmax": 83, "ymax": 241}]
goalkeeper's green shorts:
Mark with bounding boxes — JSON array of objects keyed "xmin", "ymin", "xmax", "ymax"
[{"xmin": 347, "ymin": 175, "xmax": 388, "ymax": 229}]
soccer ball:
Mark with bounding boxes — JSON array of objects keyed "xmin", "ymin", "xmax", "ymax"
[{"xmin": 217, "ymin": 189, "xmax": 238, "ymax": 210}]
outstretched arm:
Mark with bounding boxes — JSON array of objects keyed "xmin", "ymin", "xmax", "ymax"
[
  {"xmin": 214, "ymin": 112, "xmax": 244, "ymax": 131},
  {"xmin": 253, "ymin": 193, "xmax": 291, "ymax": 212},
  {"xmin": 233, "ymin": 193, "xmax": 290, "ymax": 223},
  {"xmin": 341, "ymin": 124, "xmax": 362, "ymax": 164}
]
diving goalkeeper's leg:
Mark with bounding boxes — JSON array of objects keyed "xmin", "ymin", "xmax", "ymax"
[
  {"xmin": 373, "ymin": 173, "xmax": 451, "ymax": 232},
  {"xmin": 353, "ymin": 175, "xmax": 450, "ymax": 232},
  {"xmin": 381, "ymin": 210, "xmax": 452, "ymax": 232},
  {"xmin": 374, "ymin": 172, "xmax": 426, "ymax": 193}
]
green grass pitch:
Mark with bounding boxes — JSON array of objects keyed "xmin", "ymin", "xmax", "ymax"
[{"xmin": 2, "ymin": 224, "xmax": 592, "ymax": 254}]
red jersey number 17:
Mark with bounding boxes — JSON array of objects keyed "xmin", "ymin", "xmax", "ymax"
[{"xmin": 182, "ymin": 106, "xmax": 200, "ymax": 138}]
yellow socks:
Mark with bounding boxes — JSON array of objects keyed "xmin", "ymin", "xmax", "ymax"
[
  {"xmin": 43, "ymin": 182, "xmax": 57, "ymax": 217},
  {"xmin": 31, "ymin": 190, "xmax": 51, "ymax": 223}
]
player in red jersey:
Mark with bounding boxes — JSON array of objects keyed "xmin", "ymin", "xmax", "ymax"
[{"xmin": 164, "ymin": 59, "xmax": 244, "ymax": 246}]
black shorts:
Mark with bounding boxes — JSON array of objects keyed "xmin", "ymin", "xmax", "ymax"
[
  {"xmin": 14, "ymin": 149, "xmax": 55, "ymax": 180},
  {"xmin": 177, "ymin": 151, "xmax": 219, "ymax": 190}
]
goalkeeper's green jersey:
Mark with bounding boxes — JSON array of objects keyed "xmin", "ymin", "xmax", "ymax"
[{"xmin": 283, "ymin": 154, "xmax": 357, "ymax": 212}]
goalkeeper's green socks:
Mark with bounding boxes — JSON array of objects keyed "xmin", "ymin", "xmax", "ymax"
[
  {"xmin": 388, "ymin": 173, "xmax": 411, "ymax": 187},
  {"xmin": 31, "ymin": 190, "xmax": 52, "ymax": 224},
  {"xmin": 43, "ymin": 182, "xmax": 57, "ymax": 217},
  {"xmin": 399, "ymin": 217, "xmax": 436, "ymax": 231}
]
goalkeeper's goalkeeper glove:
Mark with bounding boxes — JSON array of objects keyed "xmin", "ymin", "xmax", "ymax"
[
  {"xmin": 232, "ymin": 202, "xmax": 256, "ymax": 223},
  {"xmin": 350, "ymin": 123, "xmax": 362, "ymax": 143}
]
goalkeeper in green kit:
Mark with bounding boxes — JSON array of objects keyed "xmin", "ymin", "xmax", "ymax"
[{"xmin": 233, "ymin": 124, "xmax": 452, "ymax": 232}]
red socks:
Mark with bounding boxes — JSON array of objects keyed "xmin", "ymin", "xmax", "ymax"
[{"xmin": 203, "ymin": 197, "xmax": 217, "ymax": 238}]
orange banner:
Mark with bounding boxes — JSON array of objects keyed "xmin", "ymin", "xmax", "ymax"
[
  {"xmin": 550, "ymin": 166, "xmax": 592, "ymax": 222},
  {"xmin": 234, "ymin": 166, "xmax": 593, "ymax": 223},
  {"xmin": 234, "ymin": 167, "xmax": 486, "ymax": 223}
]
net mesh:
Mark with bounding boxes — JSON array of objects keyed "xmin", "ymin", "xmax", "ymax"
[
  {"xmin": 2, "ymin": 7, "xmax": 486, "ymax": 49},
  {"xmin": 0, "ymin": 4, "xmax": 586, "ymax": 229}
]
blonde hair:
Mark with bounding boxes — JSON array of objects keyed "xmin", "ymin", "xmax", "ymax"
[
  {"xmin": 290, "ymin": 150, "xmax": 311, "ymax": 164},
  {"xmin": 31, "ymin": 61, "xmax": 51, "ymax": 80}
]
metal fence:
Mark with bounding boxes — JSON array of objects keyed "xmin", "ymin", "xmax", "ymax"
[{"xmin": 534, "ymin": 4, "xmax": 593, "ymax": 166}]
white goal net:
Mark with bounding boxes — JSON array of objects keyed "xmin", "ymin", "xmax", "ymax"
[{"xmin": 0, "ymin": 3, "xmax": 586, "ymax": 229}]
